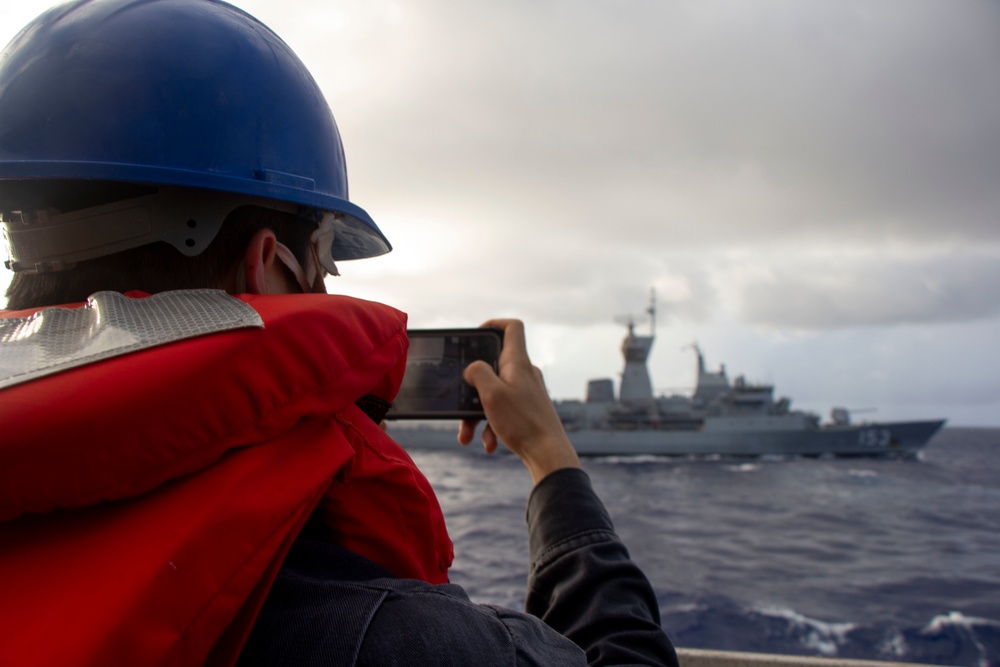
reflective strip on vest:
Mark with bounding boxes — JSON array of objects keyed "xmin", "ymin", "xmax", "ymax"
[{"xmin": 0, "ymin": 290, "xmax": 264, "ymax": 390}]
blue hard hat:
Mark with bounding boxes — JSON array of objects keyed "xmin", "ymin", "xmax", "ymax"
[{"xmin": 0, "ymin": 0, "xmax": 390, "ymax": 268}]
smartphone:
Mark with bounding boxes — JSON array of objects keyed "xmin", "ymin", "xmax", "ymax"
[{"xmin": 386, "ymin": 328, "xmax": 504, "ymax": 420}]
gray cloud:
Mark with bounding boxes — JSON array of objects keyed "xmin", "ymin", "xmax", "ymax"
[
  {"xmin": 739, "ymin": 250, "xmax": 1000, "ymax": 329},
  {"xmin": 329, "ymin": 0, "xmax": 1000, "ymax": 342},
  {"xmin": 334, "ymin": 0, "xmax": 1000, "ymax": 253}
]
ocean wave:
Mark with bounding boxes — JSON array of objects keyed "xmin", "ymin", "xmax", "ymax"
[
  {"xmin": 923, "ymin": 611, "xmax": 1000, "ymax": 634},
  {"xmin": 726, "ymin": 463, "xmax": 761, "ymax": 473},
  {"xmin": 662, "ymin": 597, "xmax": 1000, "ymax": 667},
  {"xmin": 750, "ymin": 604, "xmax": 857, "ymax": 656},
  {"xmin": 922, "ymin": 612, "xmax": 1000, "ymax": 667},
  {"xmin": 877, "ymin": 630, "xmax": 909, "ymax": 659},
  {"xmin": 591, "ymin": 455, "xmax": 675, "ymax": 465}
]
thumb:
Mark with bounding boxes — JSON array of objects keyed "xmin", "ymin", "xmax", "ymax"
[{"xmin": 463, "ymin": 359, "xmax": 502, "ymax": 395}]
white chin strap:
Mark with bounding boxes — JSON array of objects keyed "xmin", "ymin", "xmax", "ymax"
[
  {"xmin": 310, "ymin": 214, "xmax": 340, "ymax": 278},
  {"xmin": 273, "ymin": 215, "xmax": 340, "ymax": 293}
]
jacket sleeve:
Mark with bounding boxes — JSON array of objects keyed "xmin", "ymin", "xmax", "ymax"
[{"xmin": 525, "ymin": 468, "xmax": 679, "ymax": 667}]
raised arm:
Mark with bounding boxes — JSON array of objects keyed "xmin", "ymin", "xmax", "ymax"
[{"xmin": 460, "ymin": 319, "xmax": 678, "ymax": 666}]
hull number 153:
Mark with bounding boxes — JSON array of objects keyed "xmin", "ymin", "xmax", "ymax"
[{"xmin": 859, "ymin": 429, "xmax": 891, "ymax": 448}]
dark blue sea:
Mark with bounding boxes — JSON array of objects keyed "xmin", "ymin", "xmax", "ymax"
[{"xmin": 409, "ymin": 427, "xmax": 1000, "ymax": 667}]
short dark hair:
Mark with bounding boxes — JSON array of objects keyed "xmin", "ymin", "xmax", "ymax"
[{"xmin": 5, "ymin": 204, "xmax": 313, "ymax": 311}]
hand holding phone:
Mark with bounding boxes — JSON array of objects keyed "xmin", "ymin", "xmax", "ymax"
[
  {"xmin": 459, "ymin": 319, "xmax": 581, "ymax": 484},
  {"xmin": 385, "ymin": 328, "xmax": 503, "ymax": 420}
]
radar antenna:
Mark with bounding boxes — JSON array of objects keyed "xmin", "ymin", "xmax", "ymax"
[
  {"xmin": 614, "ymin": 287, "xmax": 658, "ymax": 337},
  {"xmin": 647, "ymin": 287, "xmax": 656, "ymax": 337}
]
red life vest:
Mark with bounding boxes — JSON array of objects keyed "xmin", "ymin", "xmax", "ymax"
[{"xmin": 0, "ymin": 292, "xmax": 454, "ymax": 666}]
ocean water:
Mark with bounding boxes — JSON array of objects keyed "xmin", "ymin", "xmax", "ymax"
[{"xmin": 409, "ymin": 427, "xmax": 1000, "ymax": 667}]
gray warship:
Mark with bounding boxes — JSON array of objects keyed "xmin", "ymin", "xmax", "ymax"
[{"xmin": 390, "ymin": 295, "xmax": 946, "ymax": 457}]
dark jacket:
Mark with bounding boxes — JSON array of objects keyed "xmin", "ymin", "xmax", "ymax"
[{"xmin": 239, "ymin": 468, "xmax": 679, "ymax": 666}]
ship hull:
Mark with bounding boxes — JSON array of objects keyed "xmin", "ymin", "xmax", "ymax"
[
  {"xmin": 388, "ymin": 419, "xmax": 946, "ymax": 458},
  {"xmin": 563, "ymin": 419, "xmax": 945, "ymax": 457}
]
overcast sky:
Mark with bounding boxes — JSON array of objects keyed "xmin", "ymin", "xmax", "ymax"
[{"xmin": 2, "ymin": 0, "xmax": 998, "ymax": 426}]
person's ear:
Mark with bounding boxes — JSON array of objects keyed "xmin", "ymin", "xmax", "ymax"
[{"xmin": 242, "ymin": 228, "xmax": 281, "ymax": 294}]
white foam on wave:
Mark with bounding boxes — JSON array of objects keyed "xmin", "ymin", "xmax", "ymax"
[
  {"xmin": 922, "ymin": 610, "xmax": 1000, "ymax": 633},
  {"xmin": 665, "ymin": 602, "xmax": 708, "ymax": 614},
  {"xmin": 753, "ymin": 604, "xmax": 856, "ymax": 656},
  {"xmin": 921, "ymin": 611, "xmax": 1000, "ymax": 667},
  {"xmin": 727, "ymin": 463, "xmax": 760, "ymax": 473},
  {"xmin": 592, "ymin": 455, "xmax": 672, "ymax": 465},
  {"xmin": 847, "ymin": 469, "xmax": 879, "ymax": 478},
  {"xmin": 877, "ymin": 630, "xmax": 909, "ymax": 658}
]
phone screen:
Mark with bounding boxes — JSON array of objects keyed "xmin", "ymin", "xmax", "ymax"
[{"xmin": 386, "ymin": 328, "xmax": 503, "ymax": 419}]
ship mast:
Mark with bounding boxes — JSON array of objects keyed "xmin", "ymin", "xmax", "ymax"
[{"xmin": 646, "ymin": 287, "xmax": 656, "ymax": 338}]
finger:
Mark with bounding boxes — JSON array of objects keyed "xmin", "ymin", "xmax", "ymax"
[
  {"xmin": 478, "ymin": 319, "xmax": 527, "ymax": 364},
  {"xmin": 458, "ymin": 419, "xmax": 479, "ymax": 446},
  {"xmin": 463, "ymin": 359, "xmax": 503, "ymax": 393},
  {"xmin": 482, "ymin": 423, "xmax": 498, "ymax": 455}
]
